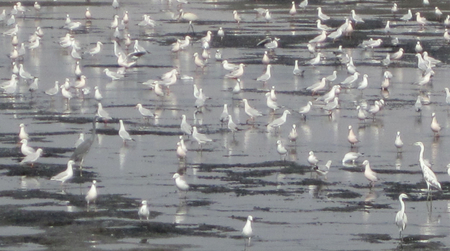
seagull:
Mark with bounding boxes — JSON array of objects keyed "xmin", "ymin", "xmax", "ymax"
[
  {"xmin": 136, "ymin": 103, "xmax": 154, "ymax": 119},
  {"xmin": 314, "ymin": 160, "xmax": 332, "ymax": 177},
  {"xmin": 219, "ymin": 104, "xmax": 229, "ymax": 126},
  {"xmin": 242, "ymin": 99, "xmax": 263, "ymax": 122},
  {"xmin": 138, "ymin": 200, "xmax": 150, "ymax": 220},
  {"xmin": 306, "ymin": 78, "xmax": 327, "ymax": 94},
  {"xmin": 180, "ymin": 115, "xmax": 192, "ymax": 136},
  {"xmin": 51, "ymin": 160, "xmax": 74, "ymax": 185},
  {"xmin": 267, "ymin": 110, "xmax": 291, "ymax": 131},
  {"xmin": 119, "ymin": 120, "xmax": 134, "ymax": 143},
  {"xmin": 299, "ymin": 101, "xmax": 312, "ymax": 118},
  {"xmin": 242, "ymin": 215, "xmax": 254, "ymax": 244},
  {"xmin": 225, "ymin": 63, "xmax": 245, "ymax": 79},
  {"xmin": 309, "ymin": 30, "xmax": 327, "ymax": 44},
  {"xmin": 88, "ymin": 41, "xmax": 103, "ymax": 56},
  {"xmin": 307, "ymin": 151, "xmax": 319, "ymax": 167},
  {"xmin": 265, "ymin": 92, "xmax": 282, "ymax": 111},
  {"xmin": 415, "ymin": 95, "xmax": 422, "ymax": 112},
  {"xmin": 233, "ymin": 10, "xmax": 241, "ymax": 24},
  {"xmin": 391, "ymin": 48, "xmax": 404, "ymax": 60},
  {"xmin": 293, "ymin": 60, "xmax": 304, "ymax": 76},
  {"xmin": 347, "ymin": 125, "xmax": 359, "ymax": 146},
  {"xmin": 176, "ymin": 142, "xmax": 187, "ymax": 159},
  {"xmin": 342, "ymin": 152, "xmax": 363, "ymax": 165},
  {"xmin": 357, "ymin": 74, "xmax": 369, "ymax": 91},
  {"xmin": 256, "ymin": 64, "xmax": 272, "ymax": 84},
  {"xmin": 227, "ymin": 115, "xmax": 239, "ymax": 134},
  {"xmin": 362, "ymin": 160, "xmax": 378, "ymax": 188},
  {"xmin": 395, "ymin": 193, "xmax": 408, "ymax": 242},
  {"xmin": 97, "ymin": 103, "xmax": 112, "ymax": 122},
  {"xmin": 298, "ymin": 0, "xmax": 308, "ymax": 10},
  {"xmin": 192, "ymin": 126, "xmax": 213, "ymax": 148},
  {"xmin": 317, "ymin": 7, "xmax": 330, "ymax": 21},
  {"xmin": 351, "ymin": 9, "xmax": 364, "ymax": 23},
  {"xmin": 20, "ymin": 139, "xmax": 36, "ymax": 156},
  {"xmin": 19, "ymin": 123, "xmax": 29, "ymax": 140},
  {"xmin": 430, "ymin": 113, "xmax": 441, "ymax": 136},
  {"xmin": 276, "ymin": 140, "xmax": 288, "ymax": 161},
  {"xmin": 394, "ymin": 131, "xmax": 403, "ymax": 152},
  {"xmin": 289, "ymin": 1, "xmax": 297, "ymax": 16},
  {"xmin": 288, "ymin": 124, "xmax": 298, "ymax": 143},
  {"xmin": 173, "ymin": 173, "xmax": 189, "ymax": 195},
  {"xmin": 400, "ymin": 9, "xmax": 412, "ymax": 21},
  {"xmin": 85, "ymin": 180, "xmax": 97, "ymax": 207}
]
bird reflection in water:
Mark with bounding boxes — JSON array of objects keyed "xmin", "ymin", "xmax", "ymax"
[
  {"xmin": 20, "ymin": 176, "xmax": 40, "ymax": 190},
  {"xmin": 174, "ymin": 200, "xmax": 188, "ymax": 224}
]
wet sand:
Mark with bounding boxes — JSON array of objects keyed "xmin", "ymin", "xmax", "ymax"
[{"xmin": 1, "ymin": 0, "xmax": 450, "ymax": 250}]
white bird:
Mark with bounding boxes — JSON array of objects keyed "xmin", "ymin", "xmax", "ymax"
[
  {"xmin": 173, "ymin": 173, "xmax": 189, "ymax": 193},
  {"xmin": 276, "ymin": 140, "xmax": 288, "ymax": 161},
  {"xmin": 112, "ymin": 0, "xmax": 120, "ymax": 9},
  {"xmin": 347, "ymin": 125, "xmax": 359, "ymax": 146},
  {"xmin": 19, "ymin": 123, "xmax": 29, "ymax": 140},
  {"xmin": 138, "ymin": 200, "xmax": 150, "ymax": 220},
  {"xmin": 306, "ymin": 78, "xmax": 327, "ymax": 95},
  {"xmin": 262, "ymin": 51, "xmax": 270, "ymax": 64},
  {"xmin": 307, "ymin": 151, "xmax": 319, "ymax": 166},
  {"xmin": 233, "ymin": 10, "xmax": 241, "ymax": 24},
  {"xmin": 298, "ymin": 0, "xmax": 308, "ymax": 10},
  {"xmin": 308, "ymin": 52, "xmax": 322, "ymax": 66},
  {"xmin": 192, "ymin": 126, "xmax": 212, "ymax": 148},
  {"xmin": 309, "ymin": 30, "xmax": 327, "ymax": 44},
  {"xmin": 391, "ymin": 48, "xmax": 404, "ymax": 60},
  {"xmin": 75, "ymin": 133, "xmax": 84, "ymax": 148},
  {"xmin": 289, "ymin": 1, "xmax": 297, "ymax": 16},
  {"xmin": 317, "ymin": 7, "xmax": 330, "ymax": 21},
  {"xmin": 20, "ymin": 139, "xmax": 35, "ymax": 156},
  {"xmin": 225, "ymin": 63, "xmax": 245, "ymax": 79},
  {"xmin": 119, "ymin": 120, "xmax": 134, "ymax": 143},
  {"xmin": 94, "ymin": 86, "xmax": 103, "ymax": 101},
  {"xmin": 362, "ymin": 160, "xmax": 378, "ymax": 188},
  {"xmin": 394, "ymin": 131, "xmax": 403, "ymax": 152},
  {"xmin": 136, "ymin": 104, "xmax": 154, "ymax": 119},
  {"xmin": 288, "ymin": 124, "xmax": 298, "ymax": 143},
  {"xmin": 340, "ymin": 72, "xmax": 360, "ymax": 87},
  {"xmin": 227, "ymin": 115, "xmax": 239, "ymax": 134},
  {"xmin": 88, "ymin": 41, "xmax": 103, "ymax": 56},
  {"xmin": 342, "ymin": 152, "xmax": 363, "ymax": 165},
  {"xmin": 242, "ymin": 215, "xmax": 253, "ymax": 242},
  {"xmin": 415, "ymin": 95, "xmax": 422, "ymax": 112},
  {"xmin": 314, "ymin": 160, "xmax": 332, "ymax": 176},
  {"xmin": 265, "ymin": 93, "xmax": 281, "ymax": 111},
  {"xmin": 400, "ymin": 9, "xmax": 412, "ymax": 21},
  {"xmin": 357, "ymin": 74, "xmax": 369, "ymax": 91},
  {"xmin": 267, "ymin": 110, "xmax": 291, "ymax": 131},
  {"xmin": 51, "ymin": 160, "xmax": 74, "ymax": 185},
  {"xmin": 219, "ymin": 104, "xmax": 229, "ymax": 126},
  {"xmin": 415, "ymin": 12, "xmax": 427, "ymax": 27},
  {"xmin": 351, "ymin": 9, "xmax": 364, "ymax": 23},
  {"xmin": 85, "ymin": 180, "xmax": 97, "ymax": 207},
  {"xmin": 299, "ymin": 101, "xmax": 312, "ymax": 118},
  {"xmin": 176, "ymin": 142, "xmax": 187, "ymax": 159},
  {"xmin": 97, "ymin": 103, "xmax": 112, "ymax": 121},
  {"xmin": 391, "ymin": 3, "xmax": 398, "ymax": 14},
  {"xmin": 395, "ymin": 193, "xmax": 408, "ymax": 242},
  {"xmin": 180, "ymin": 115, "xmax": 192, "ymax": 136},
  {"xmin": 293, "ymin": 60, "xmax": 304, "ymax": 76},
  {"xmin": 431, "ymin": 113, "xmax": 441, "ymax": 136},
  {"xmin": 256, "ymin": 64, "xmax": 272, "ymax": 83},
  {"xmin": 222, "ymin": 60, "xmax": 239, "ymax": 71},
  {"xmin": 414, "ymin": 142, "xmax": 442, "ymax": 192},
  {"xmin": 242, "ymin": 99, "xmax": 263, "ymax": 122},
  {"xmin": 444, "ymin": 88, "xmax": 450, "ymax": 106},
  {"xmin": 325, "ymin": 71, "xmax": 337, "ymax": 83}
]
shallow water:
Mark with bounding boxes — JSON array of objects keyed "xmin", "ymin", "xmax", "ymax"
[{"xmin": 1, "ymin": 0, "xmax": 450, "ymax": 250}]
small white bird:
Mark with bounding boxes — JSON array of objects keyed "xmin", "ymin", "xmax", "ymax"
[
  {"xmin": 173, "ymin": 173, "xmax": 189, "ymax": 194},
  {"xmin": 19, "ymin": 123, "xmax": 29, "ymax": 140},
  {"xmin": 267, "ymin": 110, "xmax": 291, "ymax": 132},
  {"xmin": 362, "ymin": 160, "xmax": 378, "ymax": 188},
  {"xmin": 307, "ymin": 151, "xmax": 319, "ymax": 167},
  {"xmin": 242, "ymin": 215, "xmax": 253, "ymax": 242},
  {"xmin": 276, "ymin": 140, "xmax": 288, "ymax": 161},
  {"xmin": 20, "ymin": 139, "xmax": 36, "ymax": 156},
  {"xmin": 192, "ymin": 126, "xmax": 212, "ymax": 148},
  {"xmin": 119, "ymin": 120, "xmax": 134, "ymax": 143},
  {"xmin": 288, "ymin": 124, "xmax": 298, "ymax": 143},
  {"xmin": 85, "ymin": 180, "xmax": 98, "ymax": 207},
  {"xmin": 395, "ymin": 131, "xmax": 404, "ymax": 152},
  {"xmin": 176, "ymin": 142, "xmax": 187, "ymax": 159},
  {"xmin": 342, "ymin": 152, "xmax": 363, "ymax": 165},
  {"xmin": 242, "ymin": 99, "xmax": 263, "ymax": 122},
  {"xmin": 138, "ymin": 200, "xmax": 150, "ymax": 220},
  {"xmin": 400, "ymin": 9, "xmax": 412, "ymax": 21},
  {"xmin": 395, "ymin": 193, "xmax": 408, "ymax": 242},
  {"xmin": 431, "ymin": 113, "xmax": 441, "ymax": 136},
  {"xmin": 347, "ymin": 125, "xmax": 359, "ymax": 146},
  {"xmin": 97, "ymin": 103, "xmax": 112, "ymax": 121},
  {"xmin": 299, "ymin": 101, "xmax": 312, "ymax": 119},
  {"xmin": 136, "ymin": 103, "xmax": 154, "ymax": 119},
  {"xmin": 180, "ymin": 114, "xmax": 192, "ymax": 136},
  {"xmin": 51, "ymin": 160, "xmax": 74, "ymax": 185}
]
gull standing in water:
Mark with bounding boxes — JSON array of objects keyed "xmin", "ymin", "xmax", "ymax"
[
  {"xmin": 431, "ymin": 113, "xmax": 441, "ymax": 136},
  {"xmin": 347, "ymin": 125, "xmax": 359, "ymax": 147},
  {"xmin": 97, "ymin": 103, "xmax": 112, "ymax": 122},
  {"xmin": 363, "ymin": 160, "xmax": 378, "ymax": 188},
  {"xmin": 342, "ymin": 152, "xmax": 363, "ymax": 165},
  {"xmin": 45, "ymin": 81, "xmax": 59, "ymax": 96},
  {"xmin": 21, "ymin": 148, "xmax": 42, "ymax": 166},
  {"xmin": 256, "ymin": 64, "xmax": 272, "ymax": 84},
  {"xmin": 20, "ymin": 139, "xmax": 35, "ymax": 156},
  {"xmin": 51, "ymin": 160, "xmax": 74, "ymax": 185},
  {"xmin": 242, "ymin": 215, "xmax": 253, "ymax": 245},
  {"xmin": 138, "ymin": 200, "xmax": 150, "ymax": 220},
  {"xmin": 395, "ymin": 193, "xmax": 408, "ymax": 242},
  {"xmin": 288, "ymin": 124, "xmax": 298, "ymax": 143},
  {"xmin": 173, "ymin": 173, "xmax": 189, "ymax": 197},
  {"xmin": 299, "ymin": 101, "xmax": 312, "ymax": 119},
  {"xmin": 119, "ymin": 120, "xmax": 134, "ymax": 144},
  {"xmin": 180, "ymin": 114, "xmax": 192, "ymax": 136},
  {"xmin": 192, "ymin": 126, "xmax": 212, "ymax": 149},
  {"xmin": 308, "ymin": 151, "xmax": 319, "ymax": 167},
  {"xmin": 267, "ymin": 110, "xmax": 291, "ymax": 132},
  {"xmin": 19, "ymin": 123, "xmax": 29, "ymax": 140},
  {"xmin": 136, "ymin": 104, "xmax": 154, "ymax": 120},
  {"xmin": 219, "ymin": 104, "xmax": 229, "ymax": 126},
  {"xmin": 394, "ymin": 131, "xmax": 403, "ymax": 152},
  {"xmin": 242, "ymin": 99, "xmax": 262, "ymax": 122},
  {"xmin": 85, "ymin": 180, "xmax": 97, "ymax": 207},
  {"xmin": 276, "ymin": 140, "xmax": 288, "ymax": 161},
  {"xmin": 227, "ymin": 115, "xmax": 239, "ymax": 135},
  {"xmin": 293, "ymin": 60, "xmax": 304, "ymax": 76}
]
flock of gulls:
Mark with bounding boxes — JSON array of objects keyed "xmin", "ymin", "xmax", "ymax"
[{"xmin": 3, "ymin": 0, "xmax": 450, "ymax": 247}]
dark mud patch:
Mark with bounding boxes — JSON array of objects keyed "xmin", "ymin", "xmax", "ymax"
[
  {"xmin": 327, "ymin": 189, "xmax": 361, "ymax": 199},
  {"xmin": 194, "ymin": 160, "xmax": 308, "ymax": 172},
  {"xmin": 384, "ymin": 182, "xmax": 450, "ymax": 201},
  {"xmin": 0, "ymin": 163, "xmax": 96, "ymax": 181},
  {"xmin": 322, "ymin": 201, "xmax": 390, "ymax": 212},
  {"xmin": 353, "ymin": 233, "xmax": 392, "ymax": 243}
]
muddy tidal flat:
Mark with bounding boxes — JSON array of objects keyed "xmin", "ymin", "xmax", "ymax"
[{"xmin": 2, "ymin": 0, "xmax": 450, "ymax": 250}]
